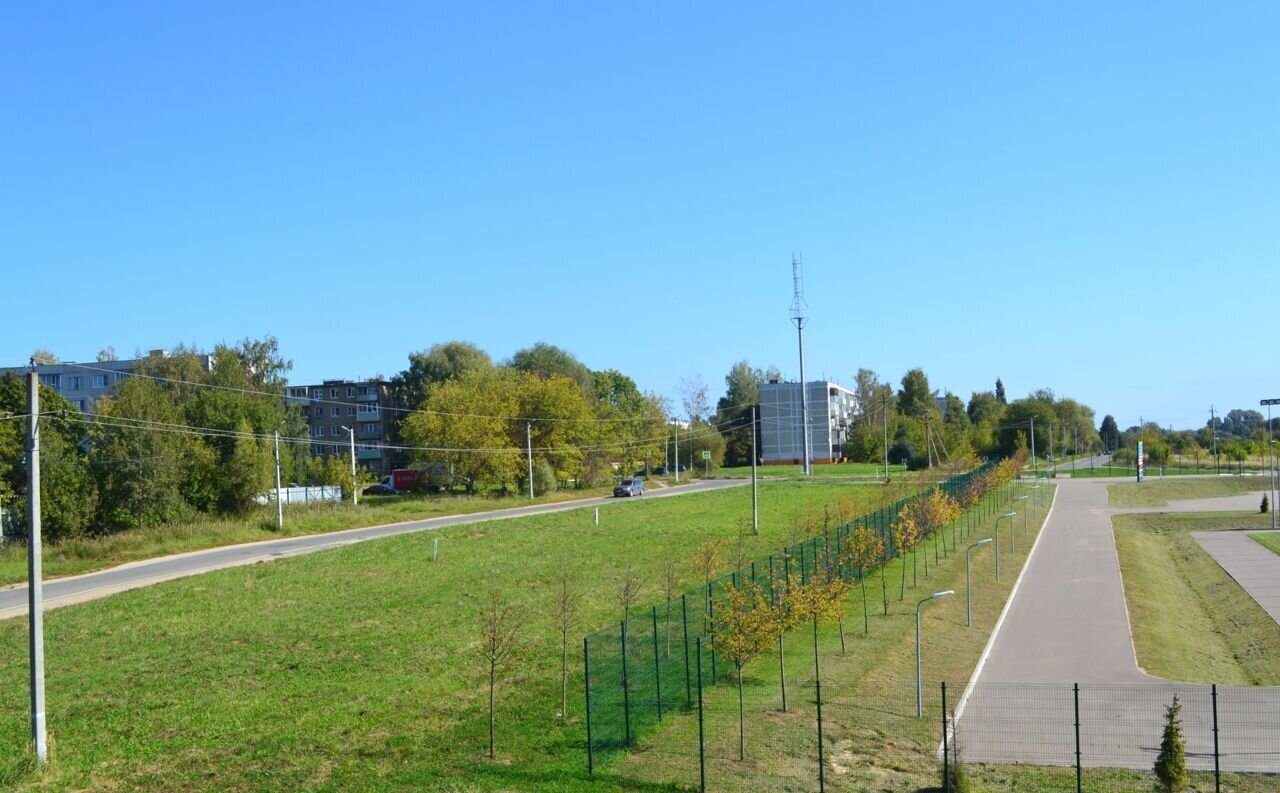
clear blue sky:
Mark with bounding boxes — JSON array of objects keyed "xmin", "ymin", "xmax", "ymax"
[{"xmin": 4, "ymin": 2, "xmax": 1277, "ymax": 431}]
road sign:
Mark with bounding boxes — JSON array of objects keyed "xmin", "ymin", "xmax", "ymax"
[
  {"xmin": 1137, "ymin": 441, "xmax": 1145, "ymax": 483},
  {"xmin": 701, "ymin": 450, "xmax": 711, "ymax": 460}
]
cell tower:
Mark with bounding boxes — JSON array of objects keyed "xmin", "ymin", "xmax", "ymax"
[{"xmin": 790, "ymin": 254, "xmax": 812, "ymax": 476}]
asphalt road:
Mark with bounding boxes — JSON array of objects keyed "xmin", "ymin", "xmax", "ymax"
[
  {"xmin": 0, "ymin": 477, "xmax": 748, "ymax": 621},
  {"xmin": 956, "ymin": 478, "xmax": 1280, "ymax": 772},
  {"xmin": 1194, "ymin": 530, "xmax": 1280, "ymax": 624}
]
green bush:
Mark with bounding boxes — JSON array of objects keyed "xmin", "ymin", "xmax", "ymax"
[
  {"xmin": 1154, "ymin": 695, "xmax": 1188, "ymax": 793},
  {"xmin": 533, "ymin": 459, "xmax": 558, "ymax": 496}
]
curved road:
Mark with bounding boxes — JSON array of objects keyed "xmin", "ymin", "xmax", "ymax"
[{"xmin": 0, "ymin": 478, "xmax": 748, "ymax": 621}]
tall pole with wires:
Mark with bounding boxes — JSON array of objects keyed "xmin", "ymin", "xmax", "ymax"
[
  {"xmin": 751, "ymin": 406, "xmax": 758, "ymax": 534},
  {"xmin": 274, "ymin": 429, "xmax": 283, "ymax": 530},
  {"xmin": 883, "ymin": 395, "xmax": 890, "ymax": 482},
  {"xmin": 27, "ymin": 367, "xmax": 47, "ymax": 764},
  {"xmin": 342, "ymin": 426, "xmax": 358, "ymax": 506},
  {"xmin": 527, "ymin": 422, "xmax": 534, "ymax": 500},
  {"xmin": 790, "ymin": 254, "xmax": 811, "ymax": 476}
]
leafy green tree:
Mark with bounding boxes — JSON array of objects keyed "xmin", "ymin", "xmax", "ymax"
[
  {"xmin": 994, "ymin": 378, "xmax": 1007, "ymax": 405},
  {"xmin": 897, "ymin": 368, "xmax": 935, "ymax": 418},
  {"xmin": 710, "ymin": 583, "xmax": 780, "ymax": 761},
  {"xmin": 392, "ymin": 341, "xmax": 493, "ymax": 409},
  {"xmin": 93, "ymin": 377, "xmax": 189, "ymax": 530},
  {"xmin": 509, "ymin": 342, "xmax": 592, "ymax": 394},
  {"xmin": 715, "ymin": 360, "xmax": 764, "ymax": 466},
  {"xmin": 966, "ymin": 391, "xmax": 1003, "ymax": 425},
  {"xmin": 1099, "ymin": 415, "xmax": 1120, "ymax": 451}
]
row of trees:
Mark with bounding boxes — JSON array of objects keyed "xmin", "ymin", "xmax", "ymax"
[
  {"xmin": 705, "ymin": 360, "xmax": 1101, "ymax": 469},
  {"xmin": 1, "ymin": 338, "xmax": 313, "ymax": 540},
  {"xmin": 1104, "ymin": 413, "xmax": 1280, "ymax": 469}
]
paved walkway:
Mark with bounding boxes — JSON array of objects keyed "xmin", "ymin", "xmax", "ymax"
[
  {"xmin": 957, "ymin": 478, "xmax": 1280, "ymax": 772},
  {"xmin": 1193, "ymin": 530, "xmax": 1280, "ymax": 625}
]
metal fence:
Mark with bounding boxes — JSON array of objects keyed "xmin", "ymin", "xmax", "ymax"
[
  {"xmin": 601, "ymin": 675, "xmax": 1280, "ymax": 792},
  {"xmin": 583, "ymin": 463, "xmax": 1004, "ymax": 769}
]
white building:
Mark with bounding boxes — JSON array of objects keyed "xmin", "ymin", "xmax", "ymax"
[{"xmin": 759, "ymin": 380, "xmax": 859, "ymax": 465}]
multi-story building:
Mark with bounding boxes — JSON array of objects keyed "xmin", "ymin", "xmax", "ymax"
[
  {"xmin": 0, "ymin": 351, "xmax": 209, "ymax": 413},
  {"xmin": 759, "ymin": 379, "xmax": 859, "ymax": 465},
  {"xmin": 287, "ymin": 379, "xmax": 399, "ymax": 475}
]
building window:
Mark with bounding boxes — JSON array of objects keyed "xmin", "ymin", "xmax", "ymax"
[
  {"xmin": 330, "ymin": 388, "xmax": 338, "ymax": 398},
  {"xmin": 346, "ymin": 387, "xmax": 354, "ymax": 397},
  {"xmin": 92, "ymin": 374, "xmax": 109, "ymax": 388},
  {"xmin": 78, "ymin": 400, "xmax": 88, "ymax": 412},
  {"xmin": 331, "ymin": 407, "xmax": 340, "ymax": 417},
  {"xmin": 312, "ymin": 389, "xmax": 322, "ymax": 399},
  {"xmin": 116, "ymin": 372, "xmax": 127, "ymax": 383},
  {"xmin": 347, "ymin": 406, "xmax": 356, "ymax": 416},
  {"xmin": 68, "ymin": 376, "xmax": 82, "ymax": 390},
  {"xmin": 331, "ymin": 426, "xmax": 340, "ymax": 436}
]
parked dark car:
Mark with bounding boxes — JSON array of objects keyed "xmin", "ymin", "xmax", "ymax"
[
  {"xmin": 651, "ymin": 466, "xmax": 668, "ymax": 475},
  {"xmin": 613, "ymin": 478, "xmax": 645, "ymax": 497},
  {"xmin": 362, "ymin": 483, "xmax": 398, "ymax": 496}
]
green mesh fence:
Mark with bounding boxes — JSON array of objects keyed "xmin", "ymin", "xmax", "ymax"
[{"xmin": 584, "ymin": 462, "xmax": 999, "ymax": 769}]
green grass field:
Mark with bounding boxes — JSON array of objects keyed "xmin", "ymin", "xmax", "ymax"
[
  {"xmin": 1067, "ymin": 465, "xmax": 1217, "ymax": 479},
  {"xmin": 1113, "ymin": 511, "xmax": 1280, "ymax": 685},
  {"xmin": 0, "ymin": 486, "xmax": 624, "ymax": 586},
  {"xmin": 0, "ymin": 478, "xmax": 927, "ymax": 791},
  {"xmin": 713, "ymin": 461, "xmax": 903, "ymax": 479},
  {"xmin": 1250, "ymin": 531, "xmax": 1280, "ymax": 556},
  {"xmin": 1107, "ymin": 476, "xmax": 1267, "ymax": 507}
]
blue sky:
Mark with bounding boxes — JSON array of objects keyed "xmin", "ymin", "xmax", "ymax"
[{"xmin": 4, "ymin": 2, "xmax": 1276, "ymax": 431}]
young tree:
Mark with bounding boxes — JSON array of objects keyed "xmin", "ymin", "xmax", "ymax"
[
  {"xmin": 895, "ymin": 509, "xmax": 921, "ymax": 600},
  {"xmin": 614, "ymin": 564, "xmax": 644, "ymax": 621},
  {"xmin": 1154, "ymin": 695, "xmax": 1188, "ymax": 792},
  {"xmin": 477, "ymin": 591, "xmax": 523, "ymax": 760},
  {"xmin": 661, "ymin": 557, "xmax": 679, "ymax": 656},
  {"xmin": 846, "ymin": 526, "xmax": 886, "ymax": 635},
  {"xmin": 554, "ymin": 577, "xmax": 583, "ymax": 720},
  {"xmin": 710, "ymin": 583, "xmax": 779, "ymax": 761}
]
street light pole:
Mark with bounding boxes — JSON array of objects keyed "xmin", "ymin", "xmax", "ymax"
[
  {"xmin": 1014, "ymin": 494, "xmax": 1029, "ymax": 540},
  {"xmin": 527, "ymin": 421, "xmax": 534, "ymax": 500},
  {"xmin": 274, "ymin": 429, "xmax": 283, "ymax": 530},
  {"xmin": 751, "ymin": 407, "xmax": 759, "ymax": 534},
  {"xmin": 26, "ymin": 368, "xmax": 47, "ymax": 764},
  {"xmin": 1262, "ymin": 399, "xmax": 1280, "ymax": 530},
  {"xmin": 994, "ymin": 512, "xmax": 1016, "ymax": 582},
  {"xmin": 966, "ymin": 539, "xmax": 992, "ymax": 627},
  {"xmin": 916, "ymin": 590, "xmax": 955, "ymax": 717},
  {"xmin": 1029, "ymin": 483, "xmax": 1041, "ymax": 517},
  {"xmin": 341, "ymin": 426, "xmax": 358, "ymax": 506}
]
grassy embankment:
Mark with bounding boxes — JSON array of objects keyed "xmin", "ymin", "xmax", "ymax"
[
  {"xmin": 1250, "ymin": 531, "xmax": 1280, "ymax": 556},
  {"xmin": 712, "ymin": 461, "xmax": 905, "ymax": 480},
  {"xmin": 0, "ymin": 477, "xmax": 916, "ymax": 791},
  {"xmin": 0, "ymin": 486, "xmax": 622, "ymax": 586},
  {"xmin": 1107, "ymin": 477, "xmax": 1280, "ymax": 685},
  {"xmin": 1067, "ymin": 465, "xmax": 1218, "ymax": 479}
]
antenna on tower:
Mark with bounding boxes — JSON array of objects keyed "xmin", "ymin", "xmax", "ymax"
[
  {"xmin": 790, "ymin": 254, "xmax": 808, "ymax": 330},
  {"xmin": 789, "ymin": 253, "xmax": 812, "ymax": 476}
]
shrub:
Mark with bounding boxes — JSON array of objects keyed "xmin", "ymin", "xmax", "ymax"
[
  {"xmin": 1154, "ymin": 695, "xmax": 1188, "ymax": 793},
  {"xmin": 532, "ymin": 459, "xmax": 558, "ymax": 496},
  {"xmin": 1263, "ymin": 494, "xmax": 1270, "ymax": 514}
]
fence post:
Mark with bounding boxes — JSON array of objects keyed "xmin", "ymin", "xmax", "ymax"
[
  {"xmin": 621, "ymin": 621, "xmax": 632, "ymax": 747},
  {"xmin": 707, "ymin": 583, "xmax": 717, "ymax": 683},
  {"xmin": 1212, "ymin": 683, "xmax": 1220, "ymax": 793},
  {"xmin": 682, "ymin": 594, "xmax": 692, "ymax": 709},
  {"xmin": 651, "ymin": 607, "xmax": 663, "ymax": 722},
  {"xmin": 584, "ymin": 637, "xmax": 594, "ymax": 775},
  {"xmin": 814, "ymin": 617, "xmax": 825, "ymax": 793},
  {"xmin": 696, "ymin": 637, "xmax": 706, "ymax": 793},
  {"xmin": 1073, "ymin": 682, "xmax": 1082, "ymax": 793},
  {"xmin": 941, "ymin": 681, "xmax": 950, "ymax": 793}
]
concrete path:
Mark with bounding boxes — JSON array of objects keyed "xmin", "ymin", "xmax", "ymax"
[
  {"xmin": 958, "ymin": 478, "xmax": 1280, "ymax": 773},
  {"xmin": 1193, "ymin": 530, "xmax": 1280, "ymax": 625},
  {"xmin": 0, "ymin": 478, "xmax": 748, "ymax": 621}
]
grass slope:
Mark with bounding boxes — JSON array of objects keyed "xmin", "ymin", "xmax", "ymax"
[
  {"xmin": 1107, "ymin": 476, "xmax": 1267, "ymax": 507},
  {"xmin": 0, "ymin": 486, "xmax": 622, "ymax": 586},
  {"xmin": 0, "ymin": 479, "xmax": 895, "ymax": 792},
  {"xmin": 1113, "ymin": 511, "xmax": 1280, "ymax": 684},
  {"xmin": 1250, "ymin": 531, "xmax": 1280, "ymax": 556}
]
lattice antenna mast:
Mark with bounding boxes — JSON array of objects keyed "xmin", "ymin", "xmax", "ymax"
[{"xmin": 790, "ymin": 254, "xmax": 812, "ymax": 476}]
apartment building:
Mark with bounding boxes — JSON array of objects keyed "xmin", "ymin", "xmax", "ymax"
[
  {"xmin": 758, "ymin": 379, "xmax": 859, "ymax": 465},
  {"xmin": 0, "ymin": 351, "xmax": 210, "ymax": 413},
  {"xmin": 287, "ymin": 379, "xmax": 399, "ymax": 475}
]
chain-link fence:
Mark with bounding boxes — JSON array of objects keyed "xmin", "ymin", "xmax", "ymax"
[
  {"xmin": 584, "ymin": 463, "xmax": 1004, "ymax": 770},
  {"xmin": 601, "ymin": 675, "xmax": 1280, "ymax": 792}
]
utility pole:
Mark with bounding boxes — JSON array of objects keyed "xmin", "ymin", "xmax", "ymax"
[
  {"xmin": 1029, "ymin": 415, "xmax": 1037, "ymax": 477},
  {"xmin": 526, "ymin": 422, "xmax": 534, "ymax": 500},
  {"xmin": 790, "ymin": 254, "xmax": 811, "ymax": 476},
  {"xmin": 342, "ymin": 426, "xmax": 358, "ymax": 505},
  {"xmin": 1210, "ymin": 406, "xmax": 1219, "ymax": 475},
  {"xmin": 27, "ymin": 368, "xmax": 48, "ymax": 764},
  {"xmin": 674, "ymin": 424, "xmax": 679, "ymax": 483},
  {"xmin": 1262, "ymin": 399, "xmax": 1279, "ymax": 530},
  {"xmin": 751, "ymin": 406, "xmax": 759, "ymax": 534},
  {"xmin": 273, "ymin": 430, "xmax": 283, "ymax": 530},
  {"xmin": 882, "ymin": 395, "xmax": 890, "ymax": 483}
]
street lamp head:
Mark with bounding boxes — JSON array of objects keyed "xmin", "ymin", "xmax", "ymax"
[
  {"xmin": 1014, "ymin": 495, "xmax": 1028, "ymax": 501},
  {"xmin": 973, "ymin": 538, "xmax": 993, "ymax": 547},
  {"xmin": 1002, "ymin": 511, "xmax": 1016, "ymax": 518},
  {"xmin": 932, "ymin": 590, "xmax": 955, "ymax": 599}
]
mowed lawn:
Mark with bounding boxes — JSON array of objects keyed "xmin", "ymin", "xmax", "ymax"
[
  {"xmin": 0, "ymin": 486, "xmax": 622, "ymax": 586},
  {"xmin": 0, "ymin": 479, "xmax": 893, "ymax": 792},
  {"xmin": 1251, "ymin": 531, "xmax": 1280, "ymax": 556},
  {"xmin": 1107, "ymin": 476, "xmax": 1268, "ymax": 508},
  {"xmin": 1113, "ymin": 510, "xmax": 1280, "ymax": 685}
]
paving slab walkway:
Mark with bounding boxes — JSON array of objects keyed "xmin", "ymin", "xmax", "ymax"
[
  {"xmin": 1193, "ymin": 530, "xmax": 1280, "ymax": 625},
  {"xmin": 957, "ymin": 478, "xmax": 1280, "ymax": 773}
]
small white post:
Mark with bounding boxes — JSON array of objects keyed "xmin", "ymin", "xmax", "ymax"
[
  {"xmin": 432, "ymin": 537, "xmax": 439, "ymax": 562},
  {"xmin": 594, "ymin": 507, "xmax": 599, "ymax": 526}
]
